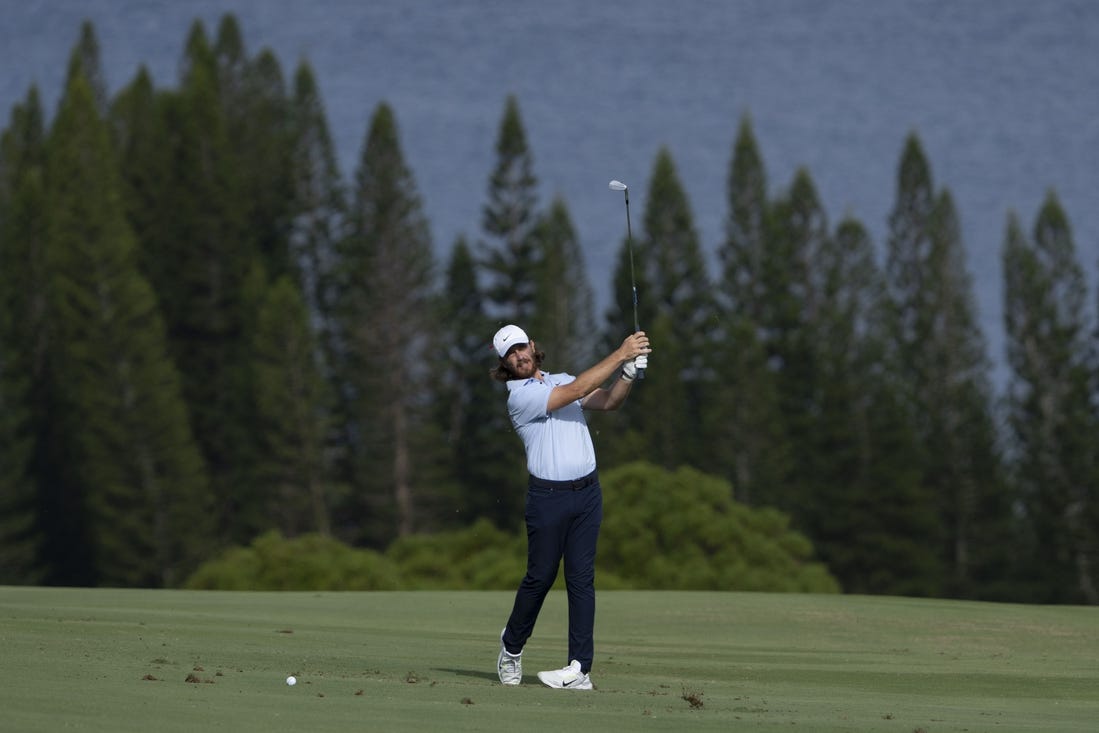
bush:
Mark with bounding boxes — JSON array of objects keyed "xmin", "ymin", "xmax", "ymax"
[
  {"xmin": 184, "ymin": 530, "xmax": 401, "ymax": 590},
  {"xmin": 598, "ymin": 462, "xmax": 840, "ymax": 592},
  {"xmin": 185, "ymin": 464, "xmax": 839, "ymax": 593},
  {"xmin": 384, "ymin": 518, "xmax": 524, "ymax": 589}
]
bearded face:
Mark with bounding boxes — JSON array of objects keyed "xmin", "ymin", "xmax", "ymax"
[{"xmin": 504, "ymin": 342, "xmax": 538, "ymax": 379}]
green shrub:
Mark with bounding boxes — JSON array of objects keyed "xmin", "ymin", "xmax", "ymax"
[
  {"xmin": 184, "ymin": 530, "xmax": 401, "ymax": 590},
  {"xmin": 185, "ymin": 464, "xmax": 838, "ymax": 593},
  {"xmin": 384, "ymin": 517, "xmax": 525, "ymax": 589},
  {"xmin": 598, "ymin": 462, "xmax": 840, "ymax": 592}
]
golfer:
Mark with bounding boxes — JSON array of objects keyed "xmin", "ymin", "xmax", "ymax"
[{"xmin": 491, "ymin": 324, "xmax": 650, "ymax": 690}]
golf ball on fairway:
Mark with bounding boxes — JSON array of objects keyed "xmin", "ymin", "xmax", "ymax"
[{"xmin": 286, "ymin": 676, "xmax": 297, "ymax": 686}]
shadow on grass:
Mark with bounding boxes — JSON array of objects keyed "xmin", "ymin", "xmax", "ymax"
[{"xmin": 434, "ymin": 668, "xmax": 500, "ymax": 682}]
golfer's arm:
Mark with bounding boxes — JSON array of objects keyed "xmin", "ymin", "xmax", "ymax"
[
  {"xmin": 546, "ymin": 349, "xmax": 627, "ymax": 413},
  {"xmin": 581, "ymin": 374, "xmax": 633, "ymax": 412}
]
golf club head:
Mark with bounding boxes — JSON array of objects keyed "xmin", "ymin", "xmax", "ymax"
[{"xmin": 608, "ymin": 179, "xmax": 627, "ymax": 191}]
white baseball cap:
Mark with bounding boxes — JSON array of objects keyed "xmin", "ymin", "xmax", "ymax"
[{"xmin": 492, "ymin": 324, "xmax": 529, "ymax": 358}]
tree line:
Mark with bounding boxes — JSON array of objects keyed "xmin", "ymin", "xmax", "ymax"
[{"xmin": 0, "ymin": 16, "xmax": 1095, "ymax": 604}]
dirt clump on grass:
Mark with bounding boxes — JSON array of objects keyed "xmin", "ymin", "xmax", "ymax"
[{"xmin": 681, "ymin": 688, "xmax": 704, "ymax": 709}]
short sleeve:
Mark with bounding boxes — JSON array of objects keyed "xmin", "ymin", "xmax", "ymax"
[{"xmin": 507, "ymin": 380, "xmax": 551, "ymax": 428}]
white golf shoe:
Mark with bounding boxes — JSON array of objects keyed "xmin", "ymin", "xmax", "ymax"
[
  {"xmin": 537, "ymin": 660, "xmax": 592, "ymax": 690},
  {"xmin": 497, "ymin": 629, "xmax": 522, "ymax": 685}
]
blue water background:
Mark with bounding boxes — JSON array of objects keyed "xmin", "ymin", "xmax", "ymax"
[{"xmin": 3, "ymin": 0, "xmax": 1098, "ymax": 387}]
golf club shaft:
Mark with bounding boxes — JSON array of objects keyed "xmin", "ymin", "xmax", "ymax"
[{"xmin": 622, "ymin": 188, "xmax": 645, "ymax": 380}]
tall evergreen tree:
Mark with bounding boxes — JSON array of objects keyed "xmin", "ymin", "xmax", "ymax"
[
  {"xmin": 529, "ymin": 196, "xmax": 596, "ymax": 372},
  {"xmin": 885, "ymin": 134, "xmax": 1008, "ymax": 597},
  {"xmin": 252, "ymin": 275, "xmax": 331, "ymax": 536},
  {"xmin": 1003, "ymin": 195, "xmax": 1098, "ymax": 604},
  {"xmin": 284, "ymin": 62, "xmax": 347, "ymax": 519},
  {"xmin": 149, "ymin": 25, "xmax": 261, "ymax": 545},
  {"xmin": 641, "ymin": 148, "xmax": 715, "ymax": 346},
  {"xmin": 802, "ymin": 216, "xmax": 940, "ymax": 595},
  {"xmin": 721, "ymin": 115, "xmax": 770, "ymax": 324},
  {"xmin": 0, "ymin": 325, "xmax": 38, "ymax": 583},
  {"xmin": 1, "ymin": 87, "xmax": 57, "ymax": 583},
  {"xmin": 480, "ymin": 95, "xmax": 541, "ymax": 325},
  {"xmin": 287, "ymin": 61, "xmax": 346, "ymax": 355},
  {"xmin": 706, "ymin": 116, "xmax": 791, "ymax": 504},
  {"xmin": 45, "ymin": 72, "xmax": 213, "ymax": 586},
  {"xmin": 333, "ymin": 103, "xmax": 437, "ymax": 544},
  {"xmin": 64, "ymin": 21, "xmax": 109, "ymax": 114},
  {"xmin": 602, "ymin": 228, "xmax": 654, "ymax": 356},
  {"xmin": 612, "ymin": 147, "xmax": 714, "ymax": 470},
  {"xmin": 727, "ymin": 167, "xmax": 830, "ymax": 515},
  {"xmin": 213, "ymin": 14, "xmax": 248, "ymax": 106},
  {"xmin": 110, "ymin": 66, "xmax": 164, "ymax": 276},
  {"xmin": 180, "ymin": 20, "xmax": 218, "ymax": 88},
  {"xmin": 0, "ymin": 87, "xmax": 48, "ymax": 397},
  {"xmin": 436, "ymin": 237, "xmax": 524, "ymax": 528},
  {"xmin": 0, "ymin": 92, "xmax": 45, "ymax": 581},
  {"xmin": 764, "ymin": 169, "xmax": 829, "ymax": 511},
  {"xmin": 221, "ymin": 25, "xmax": 295, "ymax": 281}
]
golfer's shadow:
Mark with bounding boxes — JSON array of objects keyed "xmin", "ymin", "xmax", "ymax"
[{"xmin": 434, "ymin": 668, "xmax": 499, "ymax": 682}]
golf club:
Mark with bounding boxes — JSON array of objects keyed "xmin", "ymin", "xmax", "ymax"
[{"xmin": 608, "ymin": 179, "xmax": 644, "ymax": 379}]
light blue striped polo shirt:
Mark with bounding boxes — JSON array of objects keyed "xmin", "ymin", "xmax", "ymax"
[{"xmin": 506, "ymin": 371, "xmax": 597, "ymax": 482}]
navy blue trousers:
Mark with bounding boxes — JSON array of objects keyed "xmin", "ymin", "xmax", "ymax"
[{"xmin": 502, "ymin": 472, "xmax": 603, "ymax": 674}]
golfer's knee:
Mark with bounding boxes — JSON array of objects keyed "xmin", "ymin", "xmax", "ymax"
[
  {"xmin": 522, "ymin": 567, "xmax": 558, "ymax": 593},
  {"xmin": 564, "ymin": 566, "xmax": 594, "ymax": 588}
]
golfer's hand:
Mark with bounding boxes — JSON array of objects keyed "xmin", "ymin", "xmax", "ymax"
[
  {"xmin": 619, "ymin": 331, "xmax": 651, "ymax": 362},
  {"xmin": 621, "ymin": 354, "xmax": 649, "ymax": 382}
]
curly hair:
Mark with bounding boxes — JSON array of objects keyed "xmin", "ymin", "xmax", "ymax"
[{"xmin": 491, "ymin": 346, "xmax": 546, "ymax": 382}]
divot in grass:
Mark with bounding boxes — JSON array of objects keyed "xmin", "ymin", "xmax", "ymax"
[{"xmin": 681, "ymin": 687, "xmax": 704, "ymax": 709}]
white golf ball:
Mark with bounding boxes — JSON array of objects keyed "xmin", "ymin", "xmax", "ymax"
[{"xmin": 286, "ymin": 675, "xmax": 297, "ymax": 686}]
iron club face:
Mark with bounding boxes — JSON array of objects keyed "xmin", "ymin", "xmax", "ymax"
[{"xmin": 608, "ymin": 179, "xmax": 627, "ymax": 191}]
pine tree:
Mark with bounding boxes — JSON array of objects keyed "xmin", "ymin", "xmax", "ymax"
[
  {"xmin": 46, "ymin": 72, "xmax": 213, "ymax": 586},
  {"xmin": 252, "ymin": 275, "xmax": 331, "ymax": 536},
  {"xmin": 480, "ymin": 95, "xmax": 541, "ymax": 325},
  {"xmin": 168, "ymin": 25, "xmax": 263, "ymax": 544},
  {"xmin": 1003, "ymin": 194, "xmax": 1098, "ymax": 604},
  {"xmin": 706, "ymin": 116, "xmax": 791, "ymax": 504},
  {"xmin": 217, "ymin": 17, "xmax": 295, "ymax": 280},
  {"xmin": 754, "ymin": 168, "xmax": 829, "ymax": 512},
  {"xmin": 333, "ymin": 102, "xmax": 437, "ymax": 544},
  {"xmin": 0, "ymin": 87, "xmax": 48, "ymax": 393},
  {"xmin": 721, "ymin": 115, "xmax": 770, "ymax": 323},
  {"xmin": 213, "ymin": 14, "xmax": 248, "ymax": 105},
  {"xmin": 620, "ymin": 147, "xmax": 715, "ymax": 470},
  {"xmin": 529, "ymin": 196, "xmax": 596, "ymax": 372},
  {"xmin": 64, "ymin": 21, "xmax": 109, "ymax": 114},
  {"xmin": 885, "ymin": 134, "xmax": 1007, "ymax": 597},
  {"xmin": 110, "ymin": 66, "xmax": 164, "ymax": 278},
  {"xmin": 0, "ymin": 90, "xmax": 46, "ymax": 582},
  {"xmin": 180, "ymin": 20, "xmax": 218, "ymax": 88},
  {"xmin": 435, "ymin": 237, "xmax": 524, "ymax": 528},
  {"xmin": 641, "ymin": 148, "xmax": 715, "ymax": 343},
  {"xmin": 0, "ymin": 330, "xmax": 38, "ymax": 583},
  {"xmin": 803, "ymin": 216, "xmax": 940, "ymax": 595},
  {"xmin": 1, "ymin": 87, "xmax": 55, "ymax": 582},
  {"xmin": 287, "ymin": 61, "xmax": 346, "ymax": 359}
]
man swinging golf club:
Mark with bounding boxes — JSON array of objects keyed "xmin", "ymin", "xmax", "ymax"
[{"xmin": 492, "ymin": 324, "xmax": 650, "ymax": 689}]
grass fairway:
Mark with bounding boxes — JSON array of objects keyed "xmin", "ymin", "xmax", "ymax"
[{"xmin": 1, "ymin": 587, "xmax": 1096, "ymax": 732}]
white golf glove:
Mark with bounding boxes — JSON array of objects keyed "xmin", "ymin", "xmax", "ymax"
[{"xmin": 621, "ymin": 355, "xmax": 648, "ymax": 382}]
